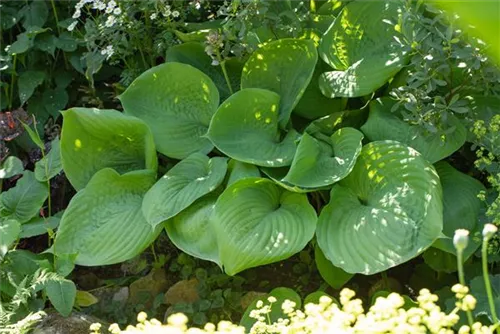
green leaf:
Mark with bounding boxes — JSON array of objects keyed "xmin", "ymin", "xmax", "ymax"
[
  {"xmin": 18, "ymin": 70, "xmax": 46, "ymax": 105},
  {"xmin": 241, "ymin": 39, "xmax": 318, "ymax": 127},
  {"xmin": 35, "ymin": 137, "xmax": 62, "ymax": 182},
  {"xmin": 212, "ymin": 178, "xmax": 317, "ymax": 275},
  {"xmin": 120, "ymin": 62, "xmax": 219, "ymax": 160},
  {"xmin": 432, "ymin": 161, "xmax": 485, "ymax": 258},
  {"xmin": 423, "ymin": 247, "xmax": 457, "ymax": 273},
  {"xmin": 55, "ymin": 32, "xmax": 78, "ymax": 52},
  {"xmin": 19, "ymin": 216, "xmax": 60, "ymax": 239},
  {"xmin": 75, "ymin": 290, "xmax": 99, "ymax": 307},
  {"xmin": 265, "ymin": 128, "xmax": 363, "ymax": 190},
  {"xmin": 225, "ymin": 160, "xmax": 261, "ymax": 187},
  {"xmin": 35, "ymin": 33, "xmax": 57, "ymax": 57},
  {"xmin": 142, "ymin": 153, "xmax": 227, "ymax": 227},
  {"xmin": 304, "ymin": 291, "xmax": 338, "ymax": 306},
  {"xmin": 0, "ymin": 219, "xmax": 21, "ymax": 258},
  {"xmin": 166, "ymin": 42, "xmax": 243, "ymax": 101},
  {"xmin": 54, "ymin": 169, "xmax": 161, "ymax": 266},
  {"xmin": 305, "ymin": 109, "xmax": 368, "ymax": 137},
  {"xmin": 361, "ymin": 98, "xmax": 467, "ymax": 163},
  {"xmin": 207, "ymin": 88, "xmax": 299, "ymax": 167},
  {"xmin": 293, "ymin": 61, "xmax": 346, "ymax": 120},
  {"xmin": 318, "ymin": 1, "xmax": 410, "ymax": 98},
  {"xmin": 21, "ymin": 121, "xmax": 45, "ymax": 150},
  {"xmin": 43, "ymin": 88, "xmax": 69, "ymax": 119},
  {"xmin": 315, "ymin": 245, "xmax": 353, "ymax": 289},
  {"xmin": 0, "ymin": 156, "xmax": 24, "ymax": 179},
  {"xmin": 45, "ymin": 278, "xmax": 76, "ymax": 317},
  {"xmin": 60, "ymin": 108, "xmax": 157, "ymax": 190},
  {"xmin": 470, "ymin": 274, "xmax": 500, "ymax": 322},
  {"xmin": 240, "ymin": 287, "xmax": 301, "ymax": 332},
  {"xmin": 316, "ymin": 141, "xmax": 443, "ymax": 274},
  {"xmin": 22, "ymin": 1, "xmax": 48, "ymax": 29},
  {"xmin": 165, "ymin": 195, "xmax": 220, "ymax": 266},
  {"xmin": 9, "ymin": 33, "xmax": 33, "ymax": 55},
  {"xmin": 0, "ymin": 171, "xmax": 48, "ymax": 223}
]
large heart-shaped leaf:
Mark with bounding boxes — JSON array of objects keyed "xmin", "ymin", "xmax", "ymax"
[
  {"xmin": 315, "ymin": 245, "xmax": 353, "ymax": 289},
  {"xmin": 241, "ymin": 39, "xmax": 318, "ymax": 127},
  {"xmin": 119, "ymin": 62, "xmax": 219, "ymax": 159},
  {"xmin": 266, "ymin": 128, "xmax": 363, "ymax": 191},
  {"xmin": 60, "ymin": 108, "xmax": 157, "ymax": 190},
  {"xmin": 317, "ymin": 141, "xmax": 443, "ymax": 274},
  {"xmin": 212, "ymin": 178, "xmax": 317, "ymax": 275},
  {"xmin": 432, "ymin": 161, "xmax": 485, "ymax": 258},
  {"xmin": 142, "ymin": 153, "xmax": 227, "ymax": 228},
  {"xmin": 166, "ymin": 42, "xmax": 243, "ymax": 101},
  {"xmin": 225, "ymin": 160, "xmax": 261, "ymax": 187},
  {"xmin": 0, "ymin": 171, "xmax": 48, "ymax": 223},
  {"xmin": 361, "ymin": 98, "xmax": 467, "ymax": 163},
  {"xmin": 318, "ymin": 1, "xmax": 410, "ymax": 98},
  {"xmin": 165, "ymin": 194, "xmax": 220, "ymax": 266},
  {"xmin": 207, "ymin": 88, "xmax": 299, "ymax": 167},
  {"xmin": 54, "ymin": 169, "xmax": 161, "ymax": 266}
]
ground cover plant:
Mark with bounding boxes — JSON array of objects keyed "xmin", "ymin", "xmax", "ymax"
[{"xmin": 1, "ymin": 0, "xmax": 500, "ymax": 333}]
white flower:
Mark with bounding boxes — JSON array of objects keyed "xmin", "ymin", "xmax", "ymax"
[
  {"xmin": 150, "ymin": 13, "xmax": 157, "ymax": 20},
  {"xmin": 105, "ymin": 6, "xmax": 113, "ymax": 13},
  {"xmin": 211, "ymin": 59, "xmax": 219, "ymax": 66},
  {"xmin": 172, "ymin": 10, "xmax": 180, "ymax": 18},
  {"xmin": 113, "ymin": 7, "xmax": 121, "ymax": 15},
  {"xmin": 67, "ymin": 21, "xmax": 78, "ymax": 32},
  {"xmin": 163, "ymin": 9, "xmax": 171, "ymax": 17},
  {"xmin": 100, "ymin": 45, "xmax": 114, "ymax": 59},
  {"xmin": 105, "ymin": 15, "xmax": 116, "ymax": 27},
  {"xmin": 107, "ymin": 0, "xmax": 116, "ymax": 9},
  {"xmin": 483, "ymin": 224, "xmax": 498, "ymax": 240},
  {"xmin": 72, "ymin": 9, "xmax": 81, "ymax": 19},
  {"xmin": 97, "ymin": 1, "xmax": 106, "ymax": 10},
  {"xmin": 453, "ymin": 229, "xmax": 469, "ymax": 252}
]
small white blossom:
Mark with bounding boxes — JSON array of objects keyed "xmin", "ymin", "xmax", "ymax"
[
  {"xmin": 150, "ymin": 13, "xmax": 157, "ymax": 20},
  {"xmin": 67, "ymin": 21, "xmax": 78, "ymax": 32},
  {"xmin": 100, "ymin": 45, "xmax": 114, "ymax": 59},
  {"xmin": 113, "ymin": 7, "xmax": 121, "ymax": 15},
  {"xmin": 172, "ymin": 10, "xmax": 180, "ymax": 18},
  {"xmin": 105, "ymin": 15, "xmax": 116, "ymax": 27},
  {"xmin": 453, "ymin": 229, "xmax": 469, "ymax": 252},
  {"xmin": 483, "ymin": 224, "xmax": 498, "ymax": 240},
  {"xmin": 72, "ymin": 9, "xmax": 81, "ymax": 19},
  {"xmin": 163, "ymin": 9, "xmax": 171, "ymax": 17},
  {"xmin": 97, "ymin": 1, "xmax": 106, "ymax": 10}
]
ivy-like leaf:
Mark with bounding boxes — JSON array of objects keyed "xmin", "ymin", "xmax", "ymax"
[
  {"xmin": 45, "ymin": 278, "xmax": 76, "ymax": 317},
  {"xmin": 120, "ymin": 62, "xmax": 219, "ymax": 159},
  {"xmin": 60, "ymin": 108, "xmax": 157, "ymax": 190},
  {"xmin": 54, "ymin": 169, "xmax": 161, "ymax": 266},
  {"xmin": 35, "ymin": 137, "xmax": 62, "ymax": 182},
  {"xmin": 212, "ymin": 178, "xmax": 317, "ymax": 275},
  {"xmin": 318, "ymin": 1, "xmax": 410, "ymax": 98},
  {"xmin": 361, "ymin": 98, "xmax": 467, "ymax": 163},
  {"xmin": 241, "ymin": 39, "xmax": 318, "ymax": 127},
  {"xmin": 18, "ymin": 71, "xmax": 45, "ymax": 105},
  {"xmin": 207, "ymin": 88, "xmax": 299, "ymax": 167},
  {"xmin": 143, "ymin": 153, "xmax": 227, "ymax": 228},
  {"xmin": 316, "ymin": 141, "xmax": 443, "ymax": 274},
  {"xmin": 0, "ymin": 156, "xmax": 24, "ymax": 179}
]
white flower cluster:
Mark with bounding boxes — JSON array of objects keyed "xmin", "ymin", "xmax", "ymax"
[
  {"xmin": 100, "ymin": 45, "xmax": 114, "ymax": 60},
  {"xmin": 68, "ymin": 0, "xmax": 124, "ymax": 32},
  {"xmin": 148, "ymin": 4, "xmax": 180, "ymax": 20}
]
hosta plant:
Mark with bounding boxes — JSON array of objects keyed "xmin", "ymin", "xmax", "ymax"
[{"xmin": 49, "ymin": 0, "xmax": 492, "ymax": 281}]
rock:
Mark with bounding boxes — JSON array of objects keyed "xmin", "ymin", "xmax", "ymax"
[
  {"xmin": 240, "ymin": 291, "xmax": 267, "ymax": 310},
  {"xmin": 163, "ymin": 279, "xmax": 200, "ymax": 305},
  {"xmin": 32, "ymin": 310, "xmax": 108, "ymax": 334},
  {"xmin": 112, "ymin": 287, "xmax": 129, "ymax": 304},
  {"xmin": 128, "ymin": 268, "xmax": 168, "ymax": 309}
]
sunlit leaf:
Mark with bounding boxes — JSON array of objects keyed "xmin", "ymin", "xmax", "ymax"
[
  {"xmin": 241, "ymin": 39, "xmax": 318, "ymax": 127},
  {"xmin": 142, "ymin": 153, "xmax": 227, "ymax": 228},
  {"xmin": 207, "ymin": 88, "xmax": 299, "ymax": 167},
  {"xmin": 60, "ymin": 108, "xmax": 157, "ymax": 190},
  {"xmin": 54, "ymin": 169, "xmax": 161, "ymax": 266},
  {"xmin": 318, "ymin": 1, "xmax": 410, "ymax": 98},
  {"xmin": 317, "ymin": 141, "xmax": 443, "ymax": 274},
  {"xmin": 212, "ymin": 178, "xmax": 317, "ymax": 275},
  {"xmin": 120, "ymin": 62, "xmax": 219, "ymax": 159}
]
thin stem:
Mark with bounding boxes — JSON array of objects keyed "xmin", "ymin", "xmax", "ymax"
[
  {"xmin": 50, "ymin": 0, "xmax": 69, "ymax": 69},
  {"xmin": 216, "ymin": 49, "xmax": 234, "ymax": 95},
  {"xmin": 150, "ymin": 244, "xmax": 158, "ymax": 264},
  {"xmin": 457, "ymin": 250, "xmax": 475, "ymax": 328},
  {"xmin": 8, "ymin": 55, "xmax": 17, "ymax": 110},
  {"xmin": 482, "ymin": 239, "xmax": 500, "ymax": 331}
]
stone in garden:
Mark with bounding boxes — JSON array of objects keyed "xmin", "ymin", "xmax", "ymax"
[
  {"xmin": 163, "ymin": 278, "xmax": 200, "ymax": 305},
  {"xmin": 31, "ymin": 310, "xmax": 108, "ymax": 334},
  {"xmin": 240, "ymin": 291, "xmax": 267, "ymax": 310},
  {"xmin": 128, "ymin": 268, "xmax": 168, "ymax": 308}
]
